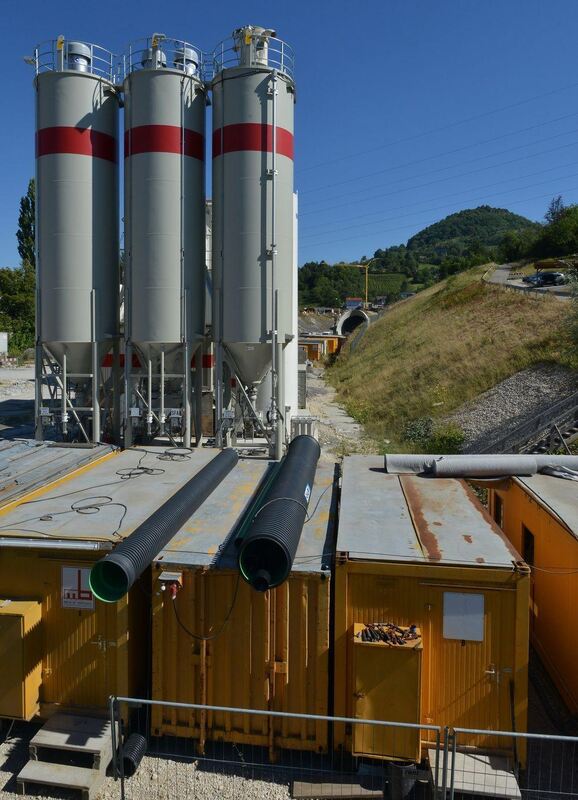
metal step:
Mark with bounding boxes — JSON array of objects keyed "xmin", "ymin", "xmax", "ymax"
[
  {"xmin": 17, "ymin": 760, "xmax": 105, "ymax": 800},
  {"xmin": 29, "ymin": 712, "xmax": 115, "ymax": 772}
]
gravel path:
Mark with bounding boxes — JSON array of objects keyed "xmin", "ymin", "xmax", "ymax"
[
  {"xmin": 444, "ymin": 363, "xmax": 578, "ymax": 451},
  {"xmin": 306, "ymin": 367, "xmax": 378, "ymax": 457}
]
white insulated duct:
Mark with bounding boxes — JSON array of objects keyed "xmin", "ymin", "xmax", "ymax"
[{"xmin": 384, "ymin": 453, "xmax": 578, "ymax": 478}]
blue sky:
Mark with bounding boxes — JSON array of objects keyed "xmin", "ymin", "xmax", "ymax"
[{"xmin": 2, "ymin": 0, "xmax": 578, "ymax": 267}]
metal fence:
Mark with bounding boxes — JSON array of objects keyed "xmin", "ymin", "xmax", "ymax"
[
  {"xmin": 109, "ymin": 697, "xmax": 441, "ymax": 799},
  {"xmin": 108, "ymin": 697, "xmax": 578, "ymax": 799}
]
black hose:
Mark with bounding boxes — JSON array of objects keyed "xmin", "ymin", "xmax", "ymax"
[
  {"xmin": 90, "ymin": 448, "xmax": 238, "ymax": 602},
  {"xmin": 237, "ymin": 435, "xmax": 320, "ymax": 592},
  {"xmin": 121, "ymin": 733, "xmax": 147, "ymax": 777}
]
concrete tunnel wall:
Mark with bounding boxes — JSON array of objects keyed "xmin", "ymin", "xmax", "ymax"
[{"xmin": 336, "ymin": 308, "xmax": 371, "ymax": 336}]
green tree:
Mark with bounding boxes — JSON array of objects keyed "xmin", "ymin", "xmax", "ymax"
[{"xmin": 16, "ymin": 179, "xmax": 35, "ymax": 272}]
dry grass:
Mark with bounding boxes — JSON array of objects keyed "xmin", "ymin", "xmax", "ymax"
[{"xmin": 326, "ymin": 266, "xmax": 574, "ymax": 449}]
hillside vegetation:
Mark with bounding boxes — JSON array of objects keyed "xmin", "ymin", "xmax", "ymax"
[
  {"xmin": 326, "ymin": 266, "xmax": 573, "ymax": 451},
  {"xmin": 300, "ymin": 205, "xmax": 537, "ymax": 307}
]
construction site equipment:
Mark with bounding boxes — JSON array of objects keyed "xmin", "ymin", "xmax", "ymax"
[
  {"xmin": 212, "ymin": 26, "xmax": 296, "ymax": 456},
  {"xmin": 90, "ymin": 448, "xmax": 238, "ymax": 602},
  {"xmin": 123, "ymin": 36, "xmax": 207, "ymax": 447},
  {"xmin": 150, "ymin": 455, "xmax": 334, "ymax": 753},
  {"xmin": 238, "ymin": 434, "xmax": 320, "ymax": 591},
  {"xmin": 489, "ymin": 474, "xmax": 578, "ymax": 714},
  {"xmin": 33, "ymin": 38, "xmax": 120, "ymax": 444},
  {"xmin": 334, "ymin": 455, "xmax": 530, "ymax": 762}
]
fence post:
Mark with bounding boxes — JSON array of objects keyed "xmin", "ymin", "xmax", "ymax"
[
  {"xmin": 109, "ymin": 696, "xmax": 118, "ymax": 780},
  {"xmin": 441, "ymin": 726, "xmax": 450, "ymax": 797},
  {"xmin": 449, "ymin": 728, "xmax": 457, "ymax": 800}
]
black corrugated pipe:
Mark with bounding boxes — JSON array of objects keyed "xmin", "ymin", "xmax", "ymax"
[
  {"xmin": 237, "ymin": 435, "xmax": 321, "ymax": 592},
  {"xmin": 90, "ymin": 448, "xmax": 238, "ymax": 603}
]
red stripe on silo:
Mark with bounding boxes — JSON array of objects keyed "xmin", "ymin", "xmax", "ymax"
[
  {"xmin": 124, "ymin": 125, "xmax": 204, "ymax": 160},
  {"xmin": 212, "ymin": 123, "xmax": 293, "ymax": 159},
  {"xmin": 36, "ymin": 127, "xmax": 117, "ymax": 162}
]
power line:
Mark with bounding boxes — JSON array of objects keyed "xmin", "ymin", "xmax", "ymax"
[
  {"xmin": 297, "ymin": 81, "xmax": 578, "ymax": 174},
  {"xmin": 297, "ymin": 183, "xmax": 578, "ymax": 250},
  {"xmin": 300, "ymin": 128, "xmax": 578, "ymax": 216},
  {"xmin": 299, "ymin": 159, "xmax": 577, "ymax": 241},
  {"xmin": 303, "ymin": 142, "xmax": 576, "ymax": 236},
  {"xmin": 299, "ymin": 122, "xmax": 577, "ymax": 214}
]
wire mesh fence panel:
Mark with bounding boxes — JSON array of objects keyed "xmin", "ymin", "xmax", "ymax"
[
  {"xmin": 450, "ymin": 728, "xmax": 578, "ymax": 800},
  {"xmin": 109, "ymin": 698, "xmax": 441, "ymax": 799}
]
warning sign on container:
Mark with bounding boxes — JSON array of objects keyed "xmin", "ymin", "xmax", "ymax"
[{"xmin": 62, "ymin": 566, "xmax": 94, "ymax": 610}]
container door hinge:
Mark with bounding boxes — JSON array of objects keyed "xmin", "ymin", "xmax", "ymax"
[{"xmin": 273, "ymin": 661, "xmax": 287, "ymax": 674}]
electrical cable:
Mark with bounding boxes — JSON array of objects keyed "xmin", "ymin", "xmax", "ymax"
[
  {"xmin": 0, "ymin": 448, "xmax": 189, "ymax": 540},
  {"xmin": 301, "ymin": 113, "xmax": 578, "ymax": 199},
  {"xmin": 297, "ymin": 81, "xmax": 578, "ymax": 174},
  {"xmin": 171, "ymin": 573, "xmax": 241, "ymax": 641},
  {"xmin": 300, "ymin": 160, "xmax": 578, "ymax": 241}
]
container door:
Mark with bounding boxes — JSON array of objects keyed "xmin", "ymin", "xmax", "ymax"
[
  {"xmin": 0, "ymin": 615, "xmax": 24, "ymax": 718},
  {"xmin": 427, "ymin": 587, "xmax": 514, "ymax": 739}
]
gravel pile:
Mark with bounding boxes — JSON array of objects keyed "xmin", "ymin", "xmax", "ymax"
[{"xmin": 444, "ymin": 364, "xmax": 578, "ymax": 451}]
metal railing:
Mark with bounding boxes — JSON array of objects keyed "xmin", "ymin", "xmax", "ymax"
[
  {"xmin": 109, "ymin": 696, "xmax": 441, "ymax": 799},
  {"xmin": 448, "ymin": 727, "xmax": 578, "ymax": 800},
  {"xmin": 212, "ymin": 32, "xmax": 295, "ymax": 80},
  {"xmin": 32, "ymin": 39, "xmax": 116, "ymax": 82},
  {"xmin": 122, "ymin": 36, "xmax": 207, "ymax": 80}
]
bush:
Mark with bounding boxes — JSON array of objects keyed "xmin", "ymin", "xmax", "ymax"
[{"xmin": 424, "ymin": 422, "xmax": 465, "ymax": 454}]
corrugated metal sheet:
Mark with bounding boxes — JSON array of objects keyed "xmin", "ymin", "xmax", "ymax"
[
  {"xmin": 339, "ymin": 455, "xmax": 519, "ymax": 566},
  {"xmin": 0, "ymin": 441, "xmax": 113, "ymax": 509},
  {"xmin": 151, "ymin": 458, "xmax": 336, "ymax": 751},
  {"xmin": 0, "ymin": 446, "xmax": 220, "ymax": 542},
  {"xmin": 0, "ymin": 549, "xmax": 147, "ymax": 713},
  {"xmin": 492, "ymin": 481, "xmax": 578, "ymax": 714}
]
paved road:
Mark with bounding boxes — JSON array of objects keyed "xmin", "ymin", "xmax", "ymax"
[{"xmin": 485, "ymin": 263, "xmax": 572, "ymax": 301}]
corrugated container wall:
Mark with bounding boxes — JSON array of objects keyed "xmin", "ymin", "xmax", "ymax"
[
  {"xmin": 35, "ymin": 43, "xmax": 119, "ymax": 374},
  {"xmin": 212, "ymin": 30, "xmax": 295, "ymax": 387},
  {"xmin": 124, "ymin": 41, "xmax": 206, "ymax": 364},
  {"xmin": 151, "ymin": 567, "xmax": 330, "ymax": 752}
]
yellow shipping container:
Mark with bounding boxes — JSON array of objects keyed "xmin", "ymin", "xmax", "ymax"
[
  {"xmin": 489, "ymin": 475, "xmax": 578, "ymax": 714},
  {"xmin": 0, "ymin": 446, "xmax": 224, "ymax": 719},
  {"xmin": 334, "ymin": 456, "xmax": 530, "ymax": 760},
  {"xmin": 151, "ymin": 457, "xmax": 335, "ymax": 753}
]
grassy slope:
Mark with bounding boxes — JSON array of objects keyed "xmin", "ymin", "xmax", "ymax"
[{"xmin": 327, "ymin": 266, "xmax": 573, "ymax": 448}]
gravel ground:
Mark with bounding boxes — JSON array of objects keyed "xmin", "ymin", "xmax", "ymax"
[
  {"xmin": 305, "ymin": 366, "xmax": 378, "ymax": 457},
  {"xmin": 444, "ymin": 363, "xmax": 578, "ymax": 451},
  {"xmin": 0, "ymin": 367, "xmax": 35, "ymax": 401}
]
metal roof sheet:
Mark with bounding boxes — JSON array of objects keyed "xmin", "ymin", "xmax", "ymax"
[
  {"xmin": 516, "ymin": 475, "xmax": 578, "ymax": 539},
  {"xmin": 156, "ymin": 456, "xmax": 336, "ymax": 575},
  {"xmin": 0, "ymin": 440, "xmax": 113, "ymax": 507},
  {"xmin": 0, "ymin": 446, "xmax": 336, "ymax": 575},
  {"xmin": 338, "ymin": 455, "xmax": 519, "ymax": 567}
]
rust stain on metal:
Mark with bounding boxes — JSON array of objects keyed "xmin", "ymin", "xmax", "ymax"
[
  {"xmin": 463, "ymin": 535, "xmax": 473, "ymax": 544},
  {"xmin": 399, "ymin": 476, "xmax": 442, "ymax": 561},
  {"xmin": 476, "ymin": 557, "xmax": 485, "ymax": 564}
]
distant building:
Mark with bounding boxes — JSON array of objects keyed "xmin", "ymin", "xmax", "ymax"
[{"xmin": 345, "ymin": 297, "xmax": 363, "ymax": 310}]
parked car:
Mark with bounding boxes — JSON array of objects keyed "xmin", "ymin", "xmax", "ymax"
[{"xmin": 522, "ymin": 271, "xmax": 567, "ymax": 286}]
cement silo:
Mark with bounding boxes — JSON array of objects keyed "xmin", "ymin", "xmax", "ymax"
[
  {"xmin": 123, "ymin": 35, "xmax": 206, "ymax": 447},
  {"xmin": 212, "ymin": 26, "xmax": 296, "ymax": 457},
  {"xmin": 33, "ymin": 38, "xmax": 120, "ymax": 443}
]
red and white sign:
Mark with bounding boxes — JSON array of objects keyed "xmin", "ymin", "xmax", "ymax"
[{"xmin": 61, "ymin": 567, "xmax": 94, "ymax": 610}]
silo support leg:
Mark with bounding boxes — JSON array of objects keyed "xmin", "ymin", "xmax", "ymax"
[
  {"xmin": 183, "ymin": 341, "xmax": 192, "ymax": 449},
  {"xmin": 194, "ymin": 355, "xmax": 203, "ymax": 447},
  {"xmin": 34, "ymin": 342, "xmax": 44, "ymax": 441}
]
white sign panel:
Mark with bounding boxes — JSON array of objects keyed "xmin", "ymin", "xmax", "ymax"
[
  {"xmin": 62, "ymin": 566, "xmax": 94, "ymax": 610},
  {"xmin": 443, "ymin": 592, "xmax": 484, "ymax": 642}
]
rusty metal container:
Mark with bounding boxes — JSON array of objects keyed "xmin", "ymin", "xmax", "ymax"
[
  {"xmin": 335, "ymin": 456, "xmax": 530, "ymax": 760},
  {"xmin": 151, "ymin": 457, "xmax": 335, "ymax": 753}
]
